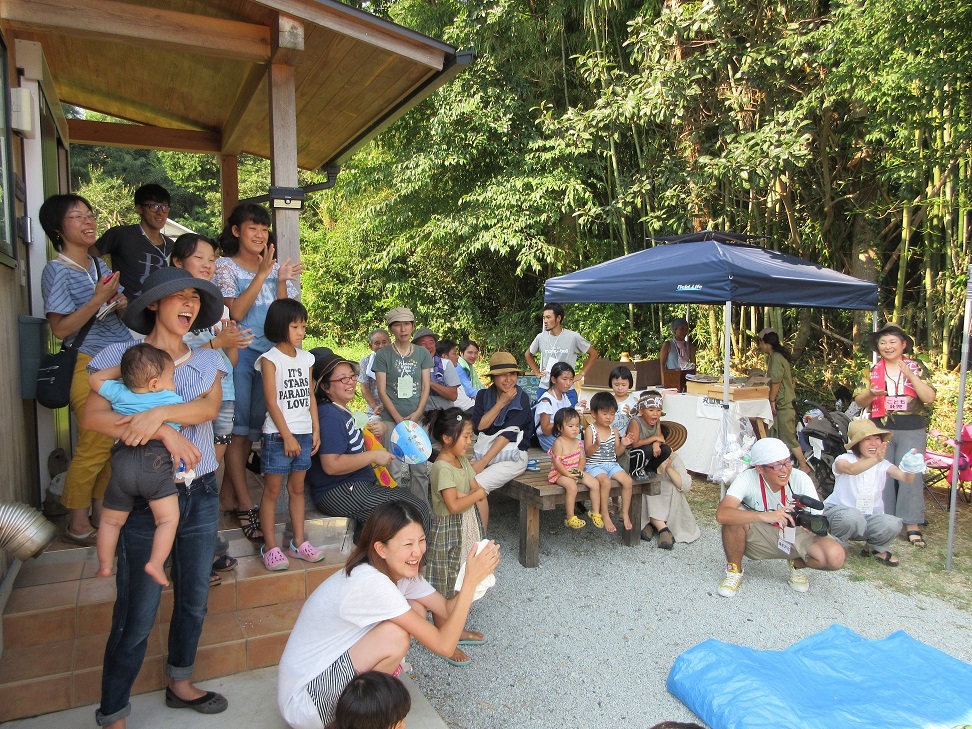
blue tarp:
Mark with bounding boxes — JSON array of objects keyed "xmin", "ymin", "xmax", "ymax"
[
  {"xmin": 667, "ymin": 624, "xmax": 972, "ymax": 729},
  {"xmin": 544, "ymin": 233, "xmax": 878, "ymax": 310}
]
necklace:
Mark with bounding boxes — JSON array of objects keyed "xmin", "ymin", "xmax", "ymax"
[
  {"xmin": 392, "ymin": 342, "xmax": 412, "ymax": 362},
  {"xmin": 56, "ymin": 254, "xmax": 96, "ymax": 287}
]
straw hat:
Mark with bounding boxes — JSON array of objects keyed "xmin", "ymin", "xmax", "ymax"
[
  {"xmin": 865, "ymin": 323, "xmax": 913, "ymax": 354},
  {"xmin": 660, "ymin": 421, "xmax": 688, "ymax": 452},
  {"xmin": 845, "ymin": 420, "xmax": 892, "ymax": 451},
  {"xmin": 487, "ymin": 351, "xmax": 524, "ymax": 376}
]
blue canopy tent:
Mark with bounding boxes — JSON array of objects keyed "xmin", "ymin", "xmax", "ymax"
[{"xmin": 544, "ymin": 231, "xmax": 879, "ymax": 486}]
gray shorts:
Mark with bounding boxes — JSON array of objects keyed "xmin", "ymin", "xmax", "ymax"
[{"xmin": 103, "ymin": 439, "xmax": 178, "ymax": 512}]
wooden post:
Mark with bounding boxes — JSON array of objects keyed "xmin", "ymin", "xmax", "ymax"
[
  {"xmin": 220, "ymin": 154, "xmax": 238, "ymax": 226},
  {"xmin": 268, "ymin": 61, "xmax": 300, "ymax": 274}
]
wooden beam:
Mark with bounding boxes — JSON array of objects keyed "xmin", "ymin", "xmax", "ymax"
[
  {"xmin": 273, "ymin": 14, "xmax": 304, "ymax": 66},
  {"xmin": 67, "ymin": 119, "xmax": 220, "ymax": 153},
  {"xmin": 255, "ymin": 0, "xmax": 447, "ymax": 69},
  {"xmin": 58, "ymin": 79, "xmax": 211, "ymax": 132},
  {"xmin": 2, "ymin": 0, "xmax": 271, "ymax": 63},
  {"xmin": 268, "ymin": 63, "xmax": 301, "ymax": 275},
  {"xmin": 220, "ymin": 156, "xmax": 239, "ymax": 225},
  {"xmin": 221, "ymin": 66, "xmax": 268, "ymax": 156}
]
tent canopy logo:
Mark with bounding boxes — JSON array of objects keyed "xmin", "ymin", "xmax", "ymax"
[{"xmin": 676, "ymin": 284, "xmax": 703, "ymax": 291}]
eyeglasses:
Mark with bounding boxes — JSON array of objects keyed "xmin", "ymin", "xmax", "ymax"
[
  {"xmin": 65, "ymin": 213, "xmax": 97, "ymax": 223},
  {"xmin": 329, "ymin": 374, "xmax": 358, "ymax": 384},
  {"xmin": 762, "ymin": 460, "xmax": 794, "ymax": 471},
  {"xmin": 142, "ymin": 203, "xmax": 171, "ymax": 212}
]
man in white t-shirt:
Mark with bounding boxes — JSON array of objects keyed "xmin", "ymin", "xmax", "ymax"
[
  {"xmin": 525, "ymin": 302, "xmax": 599, "ymax": 405},
  {"xmin": 715, "ymin": 438, "xmax": 844, "ymax": 597}
]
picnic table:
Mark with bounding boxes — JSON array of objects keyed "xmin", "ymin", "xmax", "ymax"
[{"xmin": 496, "ymin": 449, "xmax": 659, "ymax": 567}]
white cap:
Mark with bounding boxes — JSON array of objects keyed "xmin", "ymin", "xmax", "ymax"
[{"xmin": 748, "ymin": 438, "xmax": 790, "ymax": 465}]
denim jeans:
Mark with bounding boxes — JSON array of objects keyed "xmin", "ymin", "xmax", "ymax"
[
  {"xmin": 233, "ymin": 346, "xmax": 267, "ymax": 440},
  {"xmin": 97, "ymin": 471, "xmax": 219, "ymax": 726}
]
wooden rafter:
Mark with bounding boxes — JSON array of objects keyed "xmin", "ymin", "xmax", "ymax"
[
  {"xmin": 67, "ymin": 119, "xmax": 220, "ymax": 153},
  {"xmin": 1, "ymin": 0, "xmax": 272, "ymax": 62}
]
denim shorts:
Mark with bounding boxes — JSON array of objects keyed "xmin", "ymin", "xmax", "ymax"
[
  {"xmin": 213, "ymin": 401, "xmax": 235, "ymax": 440},
  {"xmin": 261, "ymin": 432, "xmax": 313, "ymax": 474},
  {"xmin": 233, "ymin": 346, "xmax": 267, "ymax": 440},
  {"xmin": 585, "ymin": 461, "xmax": 624, "ymax": 478}
]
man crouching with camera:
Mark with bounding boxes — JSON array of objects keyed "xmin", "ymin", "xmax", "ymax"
[{"xmin": 716, "ymin": 438, "xmax": 845, "ymax": 597}]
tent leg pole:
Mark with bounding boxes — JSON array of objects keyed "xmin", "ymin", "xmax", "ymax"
[
  {"xmin": 721, "ymin": 301, "xmax": 732, "ymax": 497},
  {"xmin": 946, "ymin": 265, "xmax": 972, "ymax": 571}
]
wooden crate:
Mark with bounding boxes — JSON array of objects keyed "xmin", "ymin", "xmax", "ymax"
[
  {"xmin": 685, "ymin": 379, "xmax": 719, "ymax": 396},
  {"xmin": 705, "ymin": 385, "xmax": 770, "ymax": 401}
]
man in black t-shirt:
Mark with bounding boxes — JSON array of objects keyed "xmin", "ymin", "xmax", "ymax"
[{"xmin": 95, "ymin": 183, "xmax": 174, "ymax": 299}]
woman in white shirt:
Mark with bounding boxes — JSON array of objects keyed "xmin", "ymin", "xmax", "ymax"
[{"xmin": 277, "ymin": 502, "xmax": 499, "ymax": 729}]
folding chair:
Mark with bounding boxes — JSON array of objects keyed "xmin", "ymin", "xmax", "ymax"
[{"xmin": 924, "ymin": 424, "xmax": 972, "ymax": 510}]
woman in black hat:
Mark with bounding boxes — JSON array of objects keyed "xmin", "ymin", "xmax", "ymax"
[
  {"xmin": 83, "ymin": 267, "xmax": 230, "ymax": 726},
  {"xmin": 307, "ymin": 347, "xmax": 432, "ymax": 537},
  {"xmin": 854, "ymin": 323, "xmax": 936, "ymax": 548}
]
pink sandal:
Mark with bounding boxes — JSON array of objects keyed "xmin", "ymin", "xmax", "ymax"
[
  {"xmin": 290, "ymin": 540, "xmax": 324, "ymax": 563},
  {"xmin": 261, "ymin": 546, "xmax": 289, "ymax": 571}
]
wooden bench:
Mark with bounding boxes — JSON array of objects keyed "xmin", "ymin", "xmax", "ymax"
[{"xmin": 496, "ymin": 449, "xmax": 659, "ymax": 568}]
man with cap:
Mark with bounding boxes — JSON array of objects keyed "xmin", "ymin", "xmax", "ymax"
[
  {"xmin": 372, "ymin": 307, "xmax": 433, "ymax": 503},
  {"xmin": 659, "ymin": 316, "xmax": 696, "ymax": 391},
  {"xmin": 412, "ymin": 327, "xmax": 462, "ymax": 411},
  {"xmin": 525, "ymin": 302, "xmax": 598, "ymax": 405},
  {"xmin": 715, "ymin": 438, "xmax": 845, "ymax": 597}
]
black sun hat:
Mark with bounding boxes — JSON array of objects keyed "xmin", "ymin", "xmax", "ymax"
[{"xmin": 123, "ymin": 267, "xmax": 223, "ymax": 335}]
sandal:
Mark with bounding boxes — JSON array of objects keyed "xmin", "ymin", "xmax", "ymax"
[
  {"xmin": 564, "ymin": 515, "xmax": 586, "ymax": 529},
  {"xmin": 209, "ymin": 570, "xmax": 222, "ymax": 587},
  {"xmin": 442, "ymin": 648, "xmax": 470, "ymax": 667},
  {"xmin": 260, "ymin": 546, "xmax": 289, "ymax": 571},
  {"xmin": 212, "ymin": 554, "xmax": 238, "ymax": 572},
  {"xmin": 863, "ymin": 549, "xmax": 899, "ymax": 567},
  {"xmin": 64, "ymin": 528, "xmax": 98, "ymax": 546},
  {"xmin": 588, "ymin": 512, "xmax": 605, "ymax": 529},
  {"xmin": 640, "ymin": 524, "xmax": 656, "ymax": 542},
  {"xmin": 458, "ymin": 631, "xmax": 487, "ymax": 646},
  {"xmin": 234, "ymin": 508, "xmax": 263, "ymax": 543},
  {"xmin": 289, "ymin": 539, "xmax": 324, "ymax": 563},
  {"xmin": 657, "ymin": 527, "xmax": 675, "ymax": 550},
  {"xmin": 907, "ymin": 530, "xmax": 927, "ymax": 548}
]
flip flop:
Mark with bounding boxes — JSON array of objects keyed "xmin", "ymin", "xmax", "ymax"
[
  {"xmin": 442, "ymin": 648, "xmax": 471, "ymax": 666},
  {"xmin": 861, "ymin": 547, "xmax": 899, "ymax": 566},
  {"xmin": 458, "ymin": 631, "xmax": 487, "ymax": 646},
  {"xmin": 906, "ymin": 530, "xmax": 927, "ymax": 548}
]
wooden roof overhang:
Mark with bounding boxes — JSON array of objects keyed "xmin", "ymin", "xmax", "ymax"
[{"xmin": 0, "ymin": 0, "xmax": 471, "ymax": 170}]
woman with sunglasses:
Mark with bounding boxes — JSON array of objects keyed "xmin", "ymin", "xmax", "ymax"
[{"xmin": 307, "ymin": 348, "xmax": 432, "ymax": 537}]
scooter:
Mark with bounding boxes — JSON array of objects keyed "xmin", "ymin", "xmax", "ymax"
[{"xmin": 794, "ymin": 398, "xmax": 851, "ymax": 498}]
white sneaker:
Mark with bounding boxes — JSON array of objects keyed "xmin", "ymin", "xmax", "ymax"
[
  {"xmin": 718, "ymin": 564, "xmax": 743, "ymax": 597},
  {"xmin": 788, "ymin": 563, "xmax": 810, "ymax": 593}
]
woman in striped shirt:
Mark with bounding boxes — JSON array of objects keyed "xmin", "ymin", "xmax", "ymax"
[{"xmin": 83, "ymin": 267, "xmax": 229, "ymax": 728}]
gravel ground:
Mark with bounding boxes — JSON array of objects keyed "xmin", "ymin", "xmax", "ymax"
[{"xmin": 406, "ymin": 495, "xmax": 972, "ymax": 729}]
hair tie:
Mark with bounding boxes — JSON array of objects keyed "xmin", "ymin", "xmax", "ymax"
[{"xmin": 455, "ymin": 413, "xmax": 462, "ymax": 420}]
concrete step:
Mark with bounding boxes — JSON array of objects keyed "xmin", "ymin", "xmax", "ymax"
[{"xmin": 0, "ymin": 519, "xmax": 349, "ymax": 723}]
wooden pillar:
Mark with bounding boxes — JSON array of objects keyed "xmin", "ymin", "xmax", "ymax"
[
  {"xmin": 268, "ymin": 15, "xmax": 303, "ymax": 274},
  {"xmin": 220, "ymin": 154, "xmax": 238, "ymax": 225},
  {"xmin": 268, "ymin": 62, "xmax": 299, "ymax": 268}
]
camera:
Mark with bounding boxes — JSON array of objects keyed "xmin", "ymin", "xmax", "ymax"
[{"xmin": 787, "ymin": 494, "xmax": 829, "ymax": 536}]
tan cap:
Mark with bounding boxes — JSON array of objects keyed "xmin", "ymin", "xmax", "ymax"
[{"xmin": 385, "ymin": 307, "xmax": 415, "ymax": 326}]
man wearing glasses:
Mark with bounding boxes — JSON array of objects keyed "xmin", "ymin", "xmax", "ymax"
[
  {"xmin": 716, "ymin": 438, "xmax": 845, "ymax": 597},
  {"xmin": 95, "ymin": 183, "xmax": 173, "ymax": 299}
]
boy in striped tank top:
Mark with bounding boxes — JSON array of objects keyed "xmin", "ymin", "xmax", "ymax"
[{"xmin": 584, "ymin": 391, "xmax": 635, "ymax": 534}]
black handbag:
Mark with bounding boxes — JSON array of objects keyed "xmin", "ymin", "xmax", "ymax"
[
  {"xmin": 36, "ymin": 258, "xmax": 104, "ymax": 410},
  {"xmin": 35, "ymin": 318, "xmax": 97, "ymax": 410}
]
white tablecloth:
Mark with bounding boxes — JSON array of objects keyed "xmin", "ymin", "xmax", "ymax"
[{"xmin": 661, "ymin": 394, "xmax": 773, "ymax": 475}]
